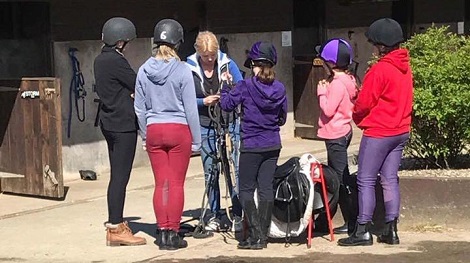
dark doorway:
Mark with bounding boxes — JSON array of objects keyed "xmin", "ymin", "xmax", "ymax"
[
  {"xmin": 391, "ymin": 0, "xmax": 414, "ymax": 38},
  {"xmin": 292, "ymin": 0, "xmax": 326, "ymax": 139},
  {"xmin": 0, "ymin": 2, "xmax": 52, "ymax": 78}
]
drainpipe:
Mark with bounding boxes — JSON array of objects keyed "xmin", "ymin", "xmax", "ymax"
[{"xmin": 465, "ymin": 0, "xmax": 470, "ymax": 35}]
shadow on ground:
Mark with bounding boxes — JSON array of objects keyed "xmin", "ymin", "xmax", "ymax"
[{"xmin": 146, "ymin": 241, "xmax": 470, "ymax": 263}]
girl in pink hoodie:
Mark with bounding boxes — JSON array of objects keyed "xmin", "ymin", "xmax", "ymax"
[{"xmin": 316, "ymin": 38, "xmax": 358, "ymax": 235}]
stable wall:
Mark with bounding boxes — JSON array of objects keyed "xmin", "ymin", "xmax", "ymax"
[
  {"xmin": 54, "ymin": 32, "xmax": 294, "ymax": 180},
  {"xmin": 53, "ymin": 38, "xmax": 152, "ymax": 180}
]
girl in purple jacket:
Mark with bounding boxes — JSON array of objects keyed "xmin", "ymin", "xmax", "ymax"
[{"xmin": 220, "ymin": 41, "xmax": 287, "ymax": 250}]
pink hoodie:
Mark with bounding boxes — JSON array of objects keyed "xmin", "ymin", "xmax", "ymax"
[{"xmin": 317, "ymin": 73, "xmax": 357, "ymax": 139}]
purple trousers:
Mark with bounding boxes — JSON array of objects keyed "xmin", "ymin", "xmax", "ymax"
[{"xmin": 356, "ymin": 133, "xmax": 409, "ymax": 224}]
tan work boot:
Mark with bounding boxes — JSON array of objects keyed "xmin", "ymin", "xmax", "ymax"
[{"xmin": 105, "ymin": 221, "xmax": 147, "ymax": 246}]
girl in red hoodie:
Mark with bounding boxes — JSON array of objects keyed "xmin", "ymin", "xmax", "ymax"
[
  {"xmin": 316, "ymin": 38, "xmax": 358, "ymax": 235},
  {"xmin": 338, "ymin": 18, "xmax": 413, "ymax": 247}
]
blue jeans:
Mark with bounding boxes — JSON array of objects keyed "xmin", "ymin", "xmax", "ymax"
[{"xmin": 200, "ymin": 120, "xmax": 241, "ymax": 217}]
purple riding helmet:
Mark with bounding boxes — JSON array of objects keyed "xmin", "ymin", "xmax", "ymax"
[
  {"xmin": 319, "ymin": 38, "xmax": 353, "ymax": 69},
  {"xmin": 247, "ymin": 41, "xmax": 277, "ymax": 66}
]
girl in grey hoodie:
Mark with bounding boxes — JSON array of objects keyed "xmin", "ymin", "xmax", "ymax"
[{"xmin": 134, "ymin": 19, "xmax": 200, "ymax": 250}]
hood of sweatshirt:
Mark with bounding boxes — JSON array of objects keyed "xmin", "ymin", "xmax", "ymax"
[
  {"xmin": 143, "ymin": 57, "xmax": 179, "ymax": 85},
  {"xmin": 248, "ymin": 77, "xmax": 286, "ymax": 111},
  {"xmin": 185, "ymin": 50, "xmax": 231, "ymax": 82},
  {"xmin": 335, "ymin": 73, "xmax": 358, "ymax": 101},
  {"xmin": 379, "ymin": 48, "xmax": 410, "ymax": 74}
]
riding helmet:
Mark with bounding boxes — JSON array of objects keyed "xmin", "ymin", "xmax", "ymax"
[
  {"xmin": 248, "ymin": 41, "xmax": 277, "ymax": 66},
  {"xmin": 365, "ymin": 18, "xmax": 404, "ymax": 47},
  {"xmin": 153, "ymin": 19, "xmax": 184, "ymax": 47},
  {"xmin": 319, "ymin": 38, "xmax": 353, "ymax": 69},
  {"xmin": 102, "ymin": 17, "xmax": 136, "ymax": 46}
]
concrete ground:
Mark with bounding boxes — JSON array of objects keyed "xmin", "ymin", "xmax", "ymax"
[{"xmin": 1, "ymin": 132, "xmax": 469, "ymax": 263}]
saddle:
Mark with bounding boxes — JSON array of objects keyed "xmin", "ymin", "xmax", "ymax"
[
  {"xmin": 272, "ymin": 157, "xmax": 340, "ymax": 223},
  {"xmin": 272, "ymin": 157, "xmax": 310, "ymax": 223}
]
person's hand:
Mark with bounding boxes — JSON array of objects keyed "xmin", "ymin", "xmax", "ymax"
[
  {"xmin": 221, "ymin": 72, "xmax": 233, "ymax": 83},
  {"xmin": 142, "ymin": 141, "xmax": 147, "ymax": 151},
  {"xmin": 191, "ymin": 142, "xmax": 201, "ymax": 153},
  {"xmin": 203, "ymin": 95, "xmax": 220, "ymax": 106},
  {"xmin": 318, "ymin": 79, "xmax": 329, "ymax": 87},
  {"xmin": 317, "ymin": 79, "xmax": 329, "ymax": 95}
]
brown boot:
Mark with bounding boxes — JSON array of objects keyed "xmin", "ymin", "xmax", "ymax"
[{"xmin": 106, "ymin": 221, "xmax": 147, "ymax": 246}]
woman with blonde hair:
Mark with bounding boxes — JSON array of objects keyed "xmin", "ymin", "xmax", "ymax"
[
  {"xmin": 134, "ymin": 19, "xmax": 201, "ymax": 250},
  {"xmin": 186, "ymin": 31, "xmax": 243, "ymax": 232}
]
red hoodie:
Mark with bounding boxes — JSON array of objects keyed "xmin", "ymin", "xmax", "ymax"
[{"xmin": 353, "ymin": 49, "xmax": 413, "ymax": 138}]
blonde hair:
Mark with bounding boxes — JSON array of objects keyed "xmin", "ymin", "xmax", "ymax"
[
  {"xmin": 194, "ymin": 31, "xmax": 219, "ymax": 54},
  {"xmin": 155, "ymin": 44, "xmax": 180, "ymax": 62}
]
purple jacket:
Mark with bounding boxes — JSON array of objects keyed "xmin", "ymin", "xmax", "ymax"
[{"xmin": 220, "ymin": 77, "xmax": 287, "ymax": 152}]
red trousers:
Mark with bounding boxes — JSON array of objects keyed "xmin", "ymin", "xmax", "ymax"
[{"xmin": 146, "ymin": 123, "xmax": 192, "ymax": 231}]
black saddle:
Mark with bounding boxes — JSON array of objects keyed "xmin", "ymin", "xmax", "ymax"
[{"xmin": 272, "ymin": 157, "xmax": 310, "ymax": 223}]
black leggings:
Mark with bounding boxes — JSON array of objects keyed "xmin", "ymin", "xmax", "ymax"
[
  {"xmin": 238, "ymin": 150, "xmax": 280, "ymax": 205},
  {"xmin": 101, "ymin": 128, "xmax": 137, "ymax": 224},
  {"xmin": 325, "ymin": 131, "xmax": 353, "ymax": 220}
]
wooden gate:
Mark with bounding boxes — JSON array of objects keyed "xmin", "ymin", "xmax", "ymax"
[
  {"xmin": 293, "ymin": 56, "xmax": 328, "ymax": 139},
  {"xmin": 0, "ymin": 78, "xmax": 64, "ymax": 198}
]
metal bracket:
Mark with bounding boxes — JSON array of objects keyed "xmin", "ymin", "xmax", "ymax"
[
  {"xmin": 313, "ymin": 58, "xmax": 324, "ymax": 66},
  {"xmin": 44, "ymin": 165, "xmax": 59, "ymax": 185},
  {"xmin": 44, "ymin": 88, "xmax": 56, "ymax": 99}
]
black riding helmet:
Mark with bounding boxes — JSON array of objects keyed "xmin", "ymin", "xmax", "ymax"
[
  {"xmin": 153, "ymin": 19, "xmax": 184, "ymax": 48},
  {"xmin": 102, "ymin": 17, "xmax": 136, "ymax": 46},
  {"xmin": 365, "ymin": 18, "xmax": 404, "ymax": 47},
  {"xmin": 244, "ymin": 41, "xmax": 277, "ymax": 69}
]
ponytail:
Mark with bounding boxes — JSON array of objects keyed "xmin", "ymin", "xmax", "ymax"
[
  {"xmin": 253, "ymin": 61, "xmax": 275, "ymax": 84},
  {"xmin": 155, "ymin": 44, "xmax": 180, "ymax": 62}
]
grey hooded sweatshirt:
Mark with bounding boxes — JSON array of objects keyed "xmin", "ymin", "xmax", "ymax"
[{"xmin": 134, "ymin": 57, "xmax": 201, "ymax": 151}]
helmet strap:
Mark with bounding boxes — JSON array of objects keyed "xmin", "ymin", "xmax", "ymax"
[
  {"xmin": 322, "ymin": 59, "xmax": 335, "ymax": 82},
  {"xmin": 116, "ymin": 41, "xmax": 128, "ymax": 52}
]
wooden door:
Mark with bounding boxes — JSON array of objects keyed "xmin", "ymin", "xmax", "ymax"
[
  {"xmin": 293, "ymin": 56, "xmax": 328, "ymax": 139},
  {"xmin": 0, "ymin": 78, "xmax": 64, "ymax": 198}
]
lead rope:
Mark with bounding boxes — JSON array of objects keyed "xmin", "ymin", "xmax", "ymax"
[{"xmin": 67, "ymin": 48, "xmax": 86, "ymax": 138}]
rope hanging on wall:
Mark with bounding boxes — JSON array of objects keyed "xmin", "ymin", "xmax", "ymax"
[{"xmin": 67, "ymin": 47, "xmax": 87, "ymax": 138}]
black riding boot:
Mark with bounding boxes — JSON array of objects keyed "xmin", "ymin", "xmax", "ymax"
[
  {"xmin": 337, "ymin": 222, "xmax": 373, "ymax": 246},
  {"xmin": 346, "ymin": 179, "xmax": 359, "ymax": 236},
  {"xmin": 334, "ymin": 185, "xmax": 350, "ymax": 234},
  {"xmin": 238, "ymin": 201, "xmax": 263, "ymax": 250},
  {"xmin": 258, "ymin": 201, "xmax": 273, "ymax": 248},
  {"xmin": 167, "ymin": 230, "xmax": 188, "ymax": 250},
  {"xmin": 377, "ymin": 218, "xmax": 400, "ymax": 245},
  {"xmin": 333, "ymin": 222, "xmax": 349, "ymax": 235},
  {"xmin": 156, "ymin": 229, "xmax": 169, "ymax": 250}
]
